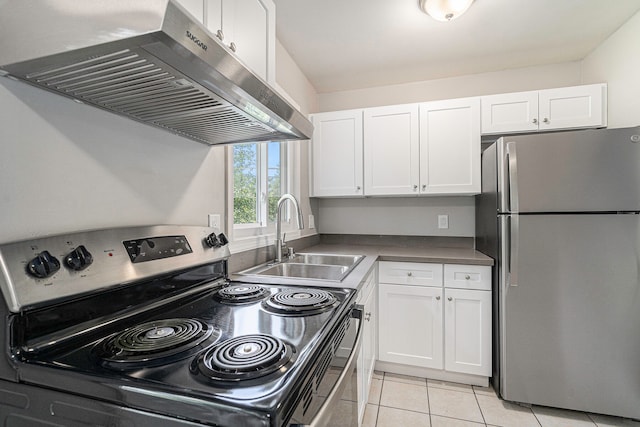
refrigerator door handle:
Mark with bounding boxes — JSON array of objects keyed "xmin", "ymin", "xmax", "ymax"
[
  {"xmin": 506, "ymin": 142, "xmax": 519, "ymax": 213},
  {"xmin": 509, "ymin": 214, "xmax": 519, "ymax": 287}
]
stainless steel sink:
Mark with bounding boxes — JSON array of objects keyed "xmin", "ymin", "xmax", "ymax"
[
  {"xmin": 237, "ymin": 252, "xmax": 364, "ymax": 282},
  {"xmin": 288, "ymin": 253, "xmax": 363, "ymax": 267}
]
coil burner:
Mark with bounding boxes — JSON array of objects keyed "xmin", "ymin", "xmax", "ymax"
[
  {"xmin": 264, "ymin": 288, "xmax": 338, "ymax": 316},
  {"xmin": 96, "ymin": 318, "xmax": 219, "ymax": 367},
  {"xmin": 195, "ymin": 334, "xmax": 294, "ymax": 382},
  {"xmin": 213, "ymin": 284, "xmax": 268, "ymax": 304}
]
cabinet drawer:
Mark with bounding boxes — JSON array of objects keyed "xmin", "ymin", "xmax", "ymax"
[
  {"xmin": 444, "ymin": 264, "xmax": 491, "ymax": 291},
  {"xmin": 379, "ymin": 261, "xmax": 443, "ymax": 287},
  {"xmin": 358, "ymin": 267, "xmax": 376, "ymax": 303}
]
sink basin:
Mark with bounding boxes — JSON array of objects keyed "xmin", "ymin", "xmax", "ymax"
[
  {"xmin": 287, "ymin": 253, "xmax": 363, "ymax": 267},
  {"xmin": 248, "ymin": 263, "xmax": 350, "ymax": 281},
  {"xmin": 237, "ymin": 252, "xmax": 364, "ymax": 282}
]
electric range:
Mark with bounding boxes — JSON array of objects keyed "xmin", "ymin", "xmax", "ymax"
[{"xmin": 0, "ymin": 225, "xmax": 362, "ymax": 426}]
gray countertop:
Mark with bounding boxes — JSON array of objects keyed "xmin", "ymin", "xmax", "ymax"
[{"xmin": 231, "ymin": 243, "xmax": 493, "ymax": 292}]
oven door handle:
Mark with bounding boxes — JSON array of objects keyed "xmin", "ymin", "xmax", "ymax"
[{"xmin": 299, "ymin": 305, "xmax": 364, "ymax": 427}]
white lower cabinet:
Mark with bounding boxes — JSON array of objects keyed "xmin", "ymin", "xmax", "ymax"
[
  {"xmin": 378, "ymin": 283, "xmax": 442, "ymax": 368},
  {"xmin": 377, "ymin": 261, "xmax": 491, "ymax": 384},
  {"xmin": 444, "ymin": 288, "xmax": 491, "ymax": 376},
  {"xmin": 356, "ymin": 267, "xmax": 377, "ymax": 422}
]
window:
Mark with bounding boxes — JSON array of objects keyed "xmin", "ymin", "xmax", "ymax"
[{"xmin": 232, "ymin": 141, "xmax": 288, "ymax": 235}]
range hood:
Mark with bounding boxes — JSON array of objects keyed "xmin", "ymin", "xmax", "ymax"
[{"xmin": 0, "ymin": 0, "xmax": 313, "ymax": 145}]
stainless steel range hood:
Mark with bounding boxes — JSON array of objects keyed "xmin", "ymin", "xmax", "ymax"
[{"xmin": 0, "ymin": 0, "xmax": 313, "ymax": 145}]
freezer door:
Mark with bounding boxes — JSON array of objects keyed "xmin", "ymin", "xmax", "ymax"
[
  {"xmin": 500, "ymin": 213, "xmax": 640, "ymax": 419},
  {"xmin": 497, "ymin": 126, "xmax": 640, "ymax": 213}
]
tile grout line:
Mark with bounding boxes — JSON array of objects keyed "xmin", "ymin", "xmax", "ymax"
[{"xmin": 473, "ymin": 387, "xmax": 488, "ymax": 426}]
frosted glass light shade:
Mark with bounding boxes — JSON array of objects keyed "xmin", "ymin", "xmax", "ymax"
[{"xmin": 419, "ymin": 0, "xmax": 475, "ymax": 21}]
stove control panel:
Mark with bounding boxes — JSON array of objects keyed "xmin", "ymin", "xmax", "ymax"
[
  {"xmin": 123, "ymin": 236, "xmax": 193, "ymax": 263},
  {"xmin": 0, "ymin": 225, "xmax": 230, "ymax": 313}
]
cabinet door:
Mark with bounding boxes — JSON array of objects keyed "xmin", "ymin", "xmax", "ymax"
[
  {"xmin": 444, "ymin": 289, "xmax": 491, "ymax": 376},
  {"xmin": 538, "ymin": 84, "xmax": 607, "ymax": 131},
  {"xmin": 419, "ymin": 98, "xmax": 481, "ymax": 195},
  {"xmin": 358, "ymin": 273, "xmax": 377, "ymax": 421},
  {"xmin": 176, "ymin": 0, "xmax": 204, "ymax": 23},
  {"xmin": 480, "ymin": 91, "xmax": 539, "ymax": 134},
  {"xmin": 378, "ymin": 283, "xmax": 442, "ymax": 369},
  {"xmin": 310, "ymin": 110, "xmax": 364, "ymax": 197},
  {"xmin": 205, "ymin": 0, "xmax": 275, "ymax": 83},
  {"xmin": 364, "ymin": 104, "xmax": 420, "ymax": 196}
]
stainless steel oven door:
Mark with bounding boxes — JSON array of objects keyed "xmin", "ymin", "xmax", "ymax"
[{"xmin": 289, "ymin": 305, "xmax": 364, "ymax": 427}]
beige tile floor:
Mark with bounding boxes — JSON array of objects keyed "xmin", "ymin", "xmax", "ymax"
[{"xmin": 363, "ymin": 372, "xmax": 640, "ymax": 427}]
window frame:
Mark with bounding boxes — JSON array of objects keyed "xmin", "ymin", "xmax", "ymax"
[{"xmin": 226, "ymin": 141, "xmax": 300, "ymax": 252}]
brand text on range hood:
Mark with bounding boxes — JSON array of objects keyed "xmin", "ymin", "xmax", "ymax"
[{"xmin": 0, "ymin": 0, "xmax": 313, "ymax": 145}]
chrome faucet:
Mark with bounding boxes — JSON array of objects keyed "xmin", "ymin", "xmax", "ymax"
[{"xmin": 275, "ymin": 194, "xmax": 304, "ymax": 263}]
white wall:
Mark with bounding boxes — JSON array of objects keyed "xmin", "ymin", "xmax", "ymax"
[
  {"xmin": 275, "ymin": 40, "xmax": 320, "ymax": 238},
  {"xmin": 313, "ymin": 62, "xmax": 583, "ymax": 237},
  {"xmin": 317, "ymin": 62, "xmax": 582, "ymax": 112},
  {"xmin": 581, "ymin": 10, "xmax": 640, "ymax": 128},
  {"xmin": 318, "ymin": 197, "xmax": 475, "ymax": 237},
  {"xmin": 0, "ymin": 78, "xmax": 226, "ymax": 243}
]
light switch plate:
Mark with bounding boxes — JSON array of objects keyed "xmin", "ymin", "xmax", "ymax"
[
  {"xmin": 308, "ymin": 214, "xmax": 315, "ymax": 229},
  {"xmin": 208, "ymin": 214, "xmax": 221, "ymax": 231}
]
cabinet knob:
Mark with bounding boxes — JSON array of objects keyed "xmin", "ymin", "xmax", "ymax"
[
  {"xmin": 413, "ymin": 184, "xmax": 418, "ymax": 191},
  {"xmin": 229, "ymin": 42, "xmax": 237, "ymax": 52},
  {"xmin": 407, "ymin": 272, "xmax": 413, "ymax": 277},
  {"xmin": 532, "ymin": 118, "xmax": 538, "ymax": 124},
  {"xmin": 365, "ymin": 312, "xmax": 372, "ymax": 321},
  {"xmin": 543, "ymin": 118, "xmax": 550, "ymax": 124},
  {"xmin": 465, "ymin": 275, "xmax": 471, "ymax": 280},
  {"xmin": 356, "ymin": 186, "xmax": 361, "ymax": 191},
  {"xmin": 216, "ymin": 29, "xmax": 224, "ymax": 41},
  {"xmin": 448, "ymin": 297, "xmax": 453, "ymax": 301},
  {"xmin": 422, "ymin": 184, "xmax": 426, "ymax": 190},
  {"xmin": 436, "ymin": 296, "xmax": 441, "ymax": 300}
]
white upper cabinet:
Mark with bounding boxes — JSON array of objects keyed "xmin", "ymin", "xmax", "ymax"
[
  {"xmin": 177, "ymin": 0, "xmax": 275, "ymax": 83},
  {"xmin": 481, "ymin": 83, "xmax": 607, "ymax": 135},
  {"xmin": 310, "ymin": 110, "xmax": 364, "ymax": 197},
  {"xmin": 419, "ymin": 98, "xmax": 481, "ymax": 195},
  {"xmin": 364, "ymin": 104, "xmax": 420, "ymax": 196},
  {"xmin": 538, "ymin": 84, "xmax": 607, "ymax": 130}
]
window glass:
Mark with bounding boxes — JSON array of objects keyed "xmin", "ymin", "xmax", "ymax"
[
  {"xmin": 233, "ymin": 143, "xmax": 259, "ymax": 225},
  {"xmin": 232, "ymin": 142, "xmax": 287, "ymax": 230}
]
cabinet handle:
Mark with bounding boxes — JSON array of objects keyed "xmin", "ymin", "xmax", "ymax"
[
  {"xmin": 229, "ymin": 42, "xmax": 237, "ymax": 52},
  {"xmin": 448, "ymin": 297, "xmax": 453, "ymax": 301},
  {"xmin": 436, "ymin": 296, "xmax": 441, "ymax": 300},
  {"xmin": 543, "ymin": 118, "xmax": 550, "ymax": 124},
  {"xmin": 532, "ymin": 118, "xmax": 538, "ymax": 124},
  {"xmin": 216, "ymin": 29, "xmax": 224, "ymax": 41},
  {"xmin": 465, "ymin": 275, "xmax": 471, "ymax": 280},
  {"xmin": 407, "ymin": 272, "xmax": 413, "ymax": 277}
]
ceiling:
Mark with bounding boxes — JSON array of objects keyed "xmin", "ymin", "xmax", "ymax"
[{"xmin": 274, "ymin": 0, "xmax": 640, "ymax": 93}]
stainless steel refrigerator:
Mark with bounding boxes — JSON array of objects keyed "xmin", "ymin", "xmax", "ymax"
[{"xmin": 476, "ymin": 126, "xmax": 640, "ymax": 419}]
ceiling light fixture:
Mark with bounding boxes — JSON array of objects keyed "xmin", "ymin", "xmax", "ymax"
[{"xmin": 419, "ymin": 0, "xmax": 475, "ymax": 22}]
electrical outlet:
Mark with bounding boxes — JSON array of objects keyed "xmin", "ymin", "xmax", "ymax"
[
  {"xmin": 208, "ymin": 214, "xmax": 221, "ymax": 231},
  {"xmin": 438, "ymin": 214, "xmax": 449, "ymax": 229},
  {"xmin": 308, "ymin": 214, "xmax": 315, "ymax": 229}
]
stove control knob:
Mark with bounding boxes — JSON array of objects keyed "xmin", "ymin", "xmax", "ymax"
[
  {"xmin": 217, "ymin": 232, "xmax": 229, "ymax": 246},
  {"xmin": 27, "ymin": 251, "xmax": 61, "ymax": 279},
  {"xmin": 65, "ymin": 245, "xmax": 93, "ymax": 271},
  {"xmin": 205, "ymin": 233, "xmax": 221, "ymax": 248},
  {"xmin": 205, "ymin": 232, "xmax": 229, "ymax": 248}
]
